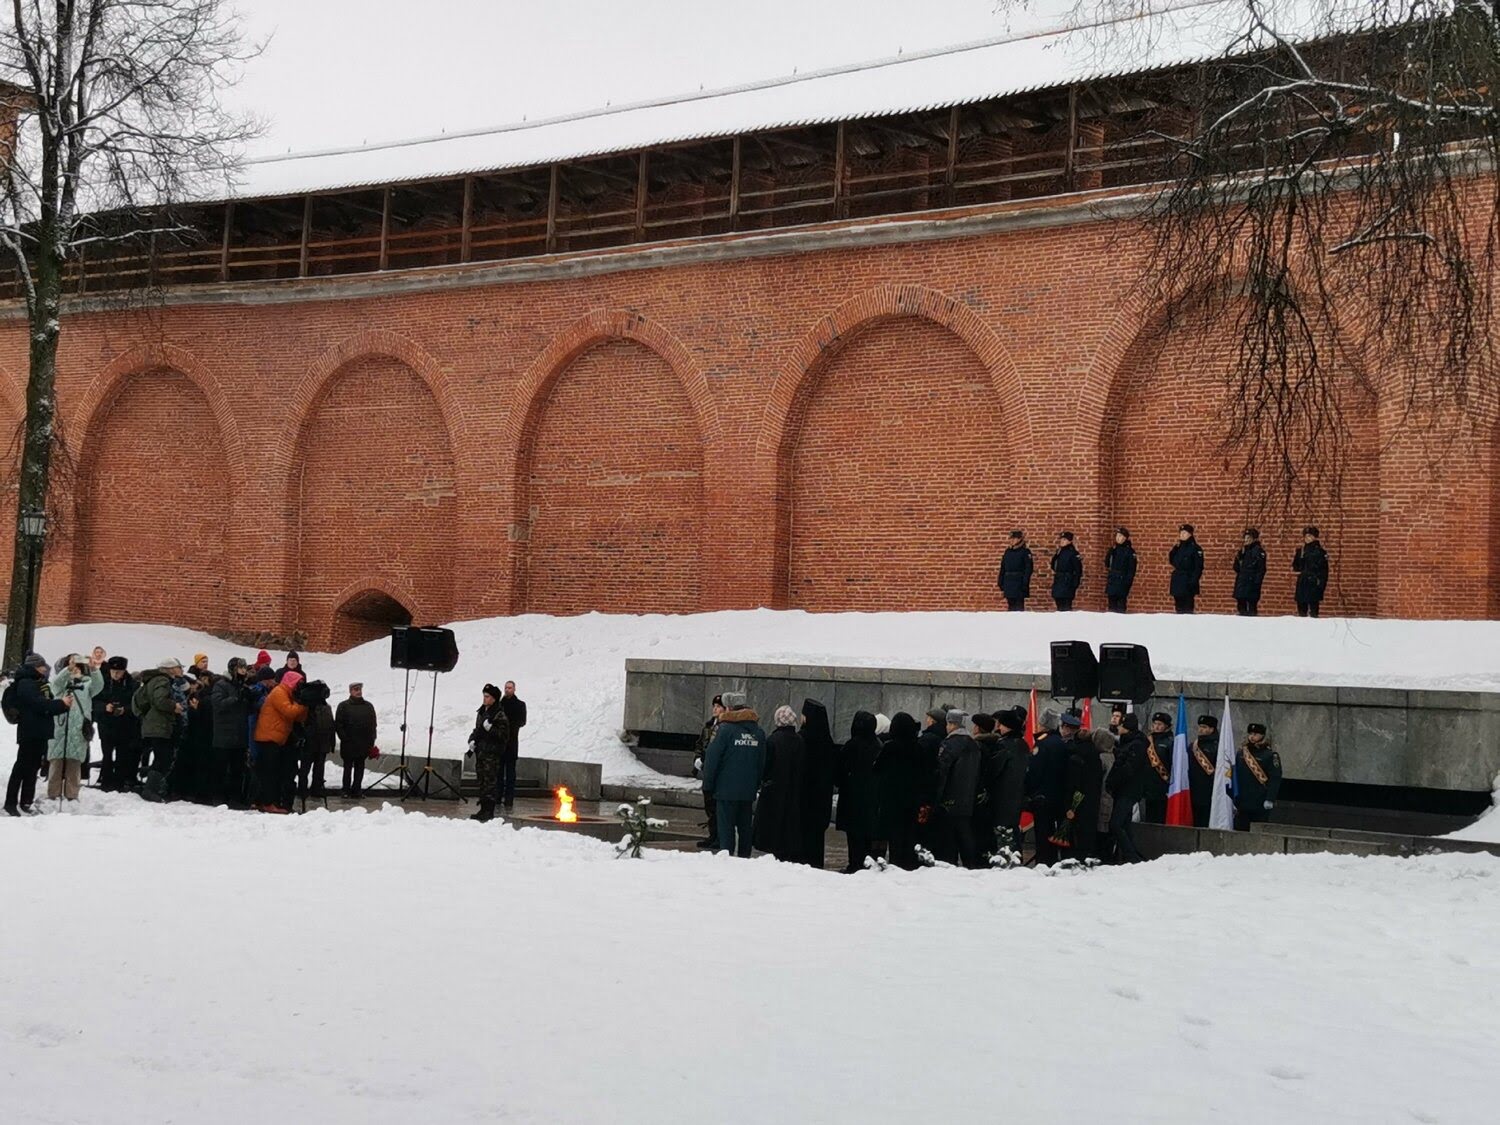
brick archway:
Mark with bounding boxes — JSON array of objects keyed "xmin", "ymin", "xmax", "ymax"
[
  {"xmin": 66, "ymin": 343, "xmax": 246, "ymax": 623},
  {"xmin": 1084, "ymin": 278, "xmax": 1383, "ymax": 614},
  {"xmin": 282, "ymin": 333, "xmax": 459, "ymax": 645},
  {"xmin": 503, "ymin": 309, "xmax": 717, "ymax": 612},
  {"xmin": 327, "ymin": 576, "xmax": 421, "ymax": 652},
  {"xmin": 761, "ymin": 284, "xmax": 1030, "ymax": 607}
]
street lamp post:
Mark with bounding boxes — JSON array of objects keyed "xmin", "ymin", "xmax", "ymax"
[{"xmin": 18, "ymin": 506, "xmax": 46, "ymax": 661}]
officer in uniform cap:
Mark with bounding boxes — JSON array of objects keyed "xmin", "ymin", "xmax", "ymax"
[
  {"xmin": 1231, "ymin": 722, "xmax": 1283, "ymax": 831},
  {"xmin": 1140, "ymin": 711, "xmax": 1173, "ymax": 822},
  {"xmin": 1189, "ymin": 714, "xmax": 1220, "ymax": 827}
]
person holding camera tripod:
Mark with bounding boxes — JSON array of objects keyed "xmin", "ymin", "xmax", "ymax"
[{"xmin": 46, "ymin": 653, "xmax": 105, "ymax": 809}]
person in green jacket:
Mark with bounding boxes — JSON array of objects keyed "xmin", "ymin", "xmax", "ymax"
[
  {"xmin": 134, "ymin": 659, "xmax": 184, "ymax": 782},
  {"xmin": 47, "ymin": 652, "xmax": 105, "ymax": 807}
]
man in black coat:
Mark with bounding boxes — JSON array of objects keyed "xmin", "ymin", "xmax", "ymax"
[
  {"xmin": 94, "ymin": 655, "xmax": 140, "ymax": 792},
  {"xmin": 1104, "ymin": 713, "xmax": 1149, "ymax": 863},
  {"xmin": 1188, "ymin": 714, "xmax": 1221, "ymax": 827},
  {"xmin": 1105, "ymin": 527, "xmax": 1137, "ymax": 613},
  {"xmin": 1233, "ymin": 528, "xmax": 1267, "ymax": 616},
  {"xmin": 997, "ymin": 530, "xmax": 1034, "ymax": 611},
  {"xmin": 5, "ymin": 655, "xmax": 71, "ymax": 815},
  {"xmin": 1057, "ymin": 712, "xmax": 1103, "ymax": 861},
  {"xmin": 334, "ymin": 682, "xmax": 378, "ymax": 798},
  {"xmin": 1293, "ymin": 526, "xmax": 1330, "ymax": 618},
  {"xmin": 498, "ymin": 680, "xmax": 527, "ymax": 812},
  {"xmin": 208, "ymin": 658, "xmax": 251, "ymax": 807},
  {"xmin": 986, "ymin": 708, "xmax": 1030, "ymax": 853},
  {"xmin": 1049, "ymin": 530, "xmax": 1083, "ymax": 611},
  {"xmin": 1169, "ymin": 524, "xmax": 1205, "ymax": 614},
  {"xmin": 1025, "ymin": 709, "xmax": 1071, "ymax": 866},
  {"xmin": 936, "ymin": 710, "xmax": 982, "ymax": 868}
]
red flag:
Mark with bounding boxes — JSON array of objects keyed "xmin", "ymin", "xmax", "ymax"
[
  {"xmin": 1080, "ymin": 697, "xmax": 1092, "ymax": 730},
  {"xmin": 1020, "ymin": 687, "xmax": 1038, "ymax": 833}
]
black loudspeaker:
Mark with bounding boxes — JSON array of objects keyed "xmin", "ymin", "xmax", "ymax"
[
  {"xmin": 1098, "ymin": 643, "xmax": 1155, "ymax": 704},
  {"xmin": 1049, "ymin": 640, "xmax": 1098, "ymax": 700},
  {"xmin": 390, "ymin": 626, "xmax": 460, "ymax": 673}
]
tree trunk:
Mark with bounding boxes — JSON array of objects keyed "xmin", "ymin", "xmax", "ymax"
[{"xmin": 3, "ymin": 249, "xmax": 62, "ymax": 671}]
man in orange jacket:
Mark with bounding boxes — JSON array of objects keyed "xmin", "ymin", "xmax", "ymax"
[{"xmin": 252, "ymin": 670, "xmax": 307, "ymax": 813}]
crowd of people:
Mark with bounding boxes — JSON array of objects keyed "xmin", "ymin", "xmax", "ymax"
[
  {"xmin": 999, "ymin": 524, "xmax": 1331, "ymax": 616},
  {"xmin": 696, "ymin": 692, "xmax": 1284, "ymax": 868},
  {"xmin": 2, "ymin": 648, "xmax": 380, "ymax": 816}
]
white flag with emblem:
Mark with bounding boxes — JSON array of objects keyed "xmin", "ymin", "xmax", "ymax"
[{"xmin": 1209, "ymin": 694, "xmax": 1237, "ymax": 831}]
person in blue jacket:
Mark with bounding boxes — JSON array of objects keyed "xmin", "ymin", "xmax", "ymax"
[
  {"xmin": 1104, "ymin": 527, "xmax": 1137, "ymax": 613},
  {"xmin": 701, "ymin": 690, "xmax": 766, "ymax": 858}
]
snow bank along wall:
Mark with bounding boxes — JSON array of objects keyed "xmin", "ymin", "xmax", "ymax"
[
  {"xmin": 623, "ymin": 660, "xmax": 1500, "ymax": 797},
  {"xmin": 2, "ymin": 189, "xmax": 1498, "ymax": 649}
]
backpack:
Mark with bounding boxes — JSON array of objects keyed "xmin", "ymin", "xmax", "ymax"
[
  {"xmin": 1, "ymin": 680, "xmax": 18, "ymax": 724},
  {"xmin": 131, "ymin": 682, "xmax": 150, "ymax": 718}
]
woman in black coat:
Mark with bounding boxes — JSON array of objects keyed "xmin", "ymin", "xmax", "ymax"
[
  {"xmin": 875, "ymin": 712, "xmax": 924, "ymax": 870},
  {"xmin": 800, "ymin": 698, "xmax": 836, "ymax": 869},
  {"xmin": 753, "ymin": 706, "xmax": 807, "ymax": 862},
  {"xmin": 835, "ymin": 711, "xmax": 882, "ymax": 873}
]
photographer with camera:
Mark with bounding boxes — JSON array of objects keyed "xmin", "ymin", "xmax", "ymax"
[
  {"xmin": 294, "ymin": 679, "xmax": 335, "ymax": 804},
  {"xmin": 94, "ymin": 656, "xmax": 139, "ymax": 792},
  {"xmin": 45, "ymin": 653, "xmax": 103, "ymax": 810}
]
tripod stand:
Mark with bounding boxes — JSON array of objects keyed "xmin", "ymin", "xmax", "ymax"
[
  {"xmin": 400, "ymin": 669, "xmax": 464, "ymax": 803},
  {"xmin": 367, "ymin": 666, "xmax": 418, "ymax": 795}
]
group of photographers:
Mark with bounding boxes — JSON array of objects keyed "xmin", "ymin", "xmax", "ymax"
[{"xmin": 3, "ymin": 647, "xmax": 380, "ymax": 816}]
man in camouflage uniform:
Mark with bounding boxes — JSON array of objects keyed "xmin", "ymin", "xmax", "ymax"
[
  {"xmin": 468, "ymin": 684, "xmax": 511, "ymax": 823},
  {"xmin": 1231, "ymin": 722, "xmax": 1283, "ymax": 831}
]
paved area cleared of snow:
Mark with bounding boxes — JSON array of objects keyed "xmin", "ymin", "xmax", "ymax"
[{"xmin": 1, "ymin": 790, "xmax": 1496, "ymax": 1124}]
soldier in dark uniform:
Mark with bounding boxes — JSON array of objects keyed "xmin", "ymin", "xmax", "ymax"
[
  {"xmin": 1189, "ymin": 714, "xmax": 1220, "ymax": 827},
  {"xmin": 1140, "ymin": 711, "xmax": 1173, "ymax": 823},
  {"xmin": 1233, "ymin": 528, "xmax": 1267, "ymax": 616},
  {"xmin": 1231, "ymin": 722, "xmax": 1283, "ymax": 830},
  {"xmin": 467, "ymin": 684, "xmax": 510, "ymax": 823},
  {"xmin": 1104, "ymin": 527, "xmax": 1137, "ymax": 613},
  {"xmin": 997, "ymin": 530, "xmax": 1034, "ymax": 611},
  {"xmin": 1169, "ymin": 524, "xmax": 1205, "ymax": 614},
  {"xmin": 1049, "ymin": 530, "xmax": 1083, "ymax": 611},
  {"xmin": 694, "ymin": 695, "xmax": 725, "ymax": 849},
  {"xmin": 1292, "ymin": 525, "xmax": 1330, "ymax": 618}
]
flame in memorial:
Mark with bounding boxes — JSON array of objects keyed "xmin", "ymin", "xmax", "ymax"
[{"xmin": 554, "ymin": 786, "xmax": 578, "ymax": 823}]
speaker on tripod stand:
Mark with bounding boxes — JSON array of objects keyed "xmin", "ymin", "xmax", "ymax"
[{"xmin": 369, "ymin": 626, "xmax": 463, "ymax": 801}]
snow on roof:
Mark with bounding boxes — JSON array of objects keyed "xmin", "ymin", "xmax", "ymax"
[{"xmin": 221, "ymin": 0, "xmax": 1313, "ymax": 202}]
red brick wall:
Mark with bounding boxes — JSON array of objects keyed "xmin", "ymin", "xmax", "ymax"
[
  {"xmin": 786, "ymin": 316, "xmax": 1011, "ymax": 609},
  {"xmin": 518, "ymin": 337, "xmax": 704, "ymax": 614},
  {"xmin": 1103, "ymin": 310, "xmax": 1381, "ymax": 616},
  {"xmin": 291, "ymin": 353, "xmax": 455, "ymax": 643},
  {"xmin": 72, "ymin": 369, "xmax": 231, "ymax": 632},
  {"xmin": 0, "ymin": 193, "xmax": 1491, "ymax": 649}
]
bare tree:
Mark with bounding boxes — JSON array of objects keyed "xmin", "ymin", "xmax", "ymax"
[
  {"xmin": 0, "ymin": 1, "xmax": 258, "ymax": 667},
  {"xmin": 1009, "ymin": 0, "xmax": 1500, "ymax": 517}
]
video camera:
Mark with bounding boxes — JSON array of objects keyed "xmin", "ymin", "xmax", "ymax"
[{"xmin": 294, "ymin": 679, "xmax": 331, "ymax": 707}]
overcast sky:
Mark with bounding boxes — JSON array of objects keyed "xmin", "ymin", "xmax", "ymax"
[{"xmin": 228, "ymin": 0, "xmax": 1050, "ymax": 157}]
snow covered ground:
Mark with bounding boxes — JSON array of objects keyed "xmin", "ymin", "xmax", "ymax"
[
  {"xmin": 15, "ymin": 609, "xmax": 1500, "ymax": 786},
  {"xmin": 1, "ymin": 792, "xmax": 1497, "ymax": 1124}
]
